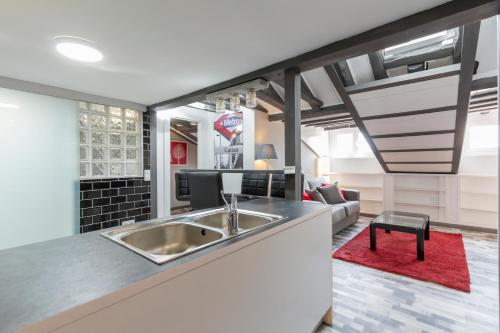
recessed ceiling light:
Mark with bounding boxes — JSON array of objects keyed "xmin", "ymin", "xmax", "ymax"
[
  {"xmin": 0, "ymin": 102, "xmax": 20, "ymax": 109},
  {"xmin": 54, "ymin": 36, "xmax": 103, "ymax": 62}
]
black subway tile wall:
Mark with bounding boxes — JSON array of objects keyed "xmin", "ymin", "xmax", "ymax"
[{"xmin": 79, "ymin": 111, "xmax": 151, "ymax": 233}]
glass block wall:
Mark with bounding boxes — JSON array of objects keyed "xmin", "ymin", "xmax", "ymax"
[
  {"xmin": 79, "ymin": 110, "xmax": 151, "ymax": 233},
  {"xmin": 79, "ymin": 102, "xmax": 143, "ymax": 179}
]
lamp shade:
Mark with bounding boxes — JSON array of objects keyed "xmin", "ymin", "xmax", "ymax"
[{"xmin": 255, "ymin": 144, "xmax": 278, "ymax": 160}]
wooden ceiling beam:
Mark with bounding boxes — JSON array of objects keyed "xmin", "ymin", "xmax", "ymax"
[
  {"xmin": 333, "ymin": 60, "xmax": 355, "ymax": 87},
  {"xmin": 368, "ymin": 50, "xmax": 388, "ymax": 80},
  {"xmin": 451, "ymin": 22, "xmax": 481, "ymax": 174},
  {"xmin": 257, "ymin": 86, "xmax": 284, "ymax": 110},
  {"xmin": 268, "ymin": 104, "xmax": 347, "ymax": 121},
  {"xmin": 471, "ymin": 76, "xmax": 498, "ymax": 91},
  {"xmin": 324, "ymin": 64, "xmax": 389, "ymax": 172},
  {"xmin": 150, "ymin": 0, "xmax": 496, "ymax": 110}
]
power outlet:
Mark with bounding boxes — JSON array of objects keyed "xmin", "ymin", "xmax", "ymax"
[
  {"xmin": 122, "ymin": 220, "xmax": 135, "ymax": 226},
  {"xmin": 144, "ymin": 170, "xmax": 151, "ymax": 181}
]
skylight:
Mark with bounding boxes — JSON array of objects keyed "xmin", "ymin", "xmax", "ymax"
[{"xmin": 383, "ymin": 29, "xmax": 458, "ymax": 60}]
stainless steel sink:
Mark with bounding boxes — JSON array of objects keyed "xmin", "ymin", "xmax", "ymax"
[
  {"xmin": 101, "ymin": 221, "xmax": 225, "ymax": 264},
  {"xmin": 101, "ymin": 209, "xmax": 285, "ymax": 265},
  {"xmin": 192, "ymin": 209, "xmax": 277, "ymax": 231},
  {"xmin": 121, "ymin": 222, "xmax": 224, "ymax": 256}
]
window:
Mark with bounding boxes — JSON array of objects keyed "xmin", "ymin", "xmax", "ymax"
[
  {"xmin": 335, "ymin": 132, "xmax": 354, "ymax": 155},
  {"xmin": 331, "ymin": 128, "xmax": 374, "ymax": 157},
  {"xmin": 79, "ymin": 102, "xmax": 142, "ymax": 179},
  {"xmin": 468, "ymin": 125, "xmax": 498, "ymax": 151},
  {"xmin": 356, "ymin": 133, "xmax": 372, "ymax": 154}
]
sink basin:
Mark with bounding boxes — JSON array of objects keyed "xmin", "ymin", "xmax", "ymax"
[
  {"xmin": 101, "ymin": 221, "xmax": 225, "ymax": 264},
  {"xmin": 101, "ymin": 209, "xmax": 285, "ymax": 265},
  {"xmin": 192, "ymin": 209, "xmax": 279, "ymax": 230},
  {"xmin": 121, "ymin": 222, "xmax": 224, "ymax": 256}
]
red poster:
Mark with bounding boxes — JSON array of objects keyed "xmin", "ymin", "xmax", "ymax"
[{"xmin": 170, "ymin": 140, "xmax": 188, "ymax": 166}]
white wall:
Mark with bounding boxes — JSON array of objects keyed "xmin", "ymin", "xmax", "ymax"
[
  {"xmin": 253, "ymin": 111, "xmax": 321, "ymax": 179},
  {"xmin": 0, "ymin": 88, "xmax": 79, "ymax": 250}
]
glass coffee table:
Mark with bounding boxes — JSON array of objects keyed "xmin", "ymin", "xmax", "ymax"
[{"xmin": 370, "ymin": 211, "xmax": 430, "ymax": 260}]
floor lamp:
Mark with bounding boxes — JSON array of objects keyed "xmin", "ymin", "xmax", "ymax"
[{"xmin": 256, "ymin": 144, "xmax": 278, "ymax": 170}]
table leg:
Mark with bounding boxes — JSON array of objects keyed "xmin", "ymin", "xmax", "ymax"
[
  {"xmin": 425, "ymin": 220, "xmax": 430, "ymax": 240},
  {"xmin": 417, "ymin": 231, "xmax": 424, "ymax": 261},
  {"xmin": 370, "ymin": 225, "xmax": 376, "ymax": 251}
]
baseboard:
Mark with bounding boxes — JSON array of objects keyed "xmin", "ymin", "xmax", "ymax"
[{"xmin": 430, "ymin": 221, "xmax": 497, "ymax": 234}]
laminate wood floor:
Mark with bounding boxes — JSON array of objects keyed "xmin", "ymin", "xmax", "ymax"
[{"xmin": 316, "ymin": 219, "xmax": 498, "ymax": 333}]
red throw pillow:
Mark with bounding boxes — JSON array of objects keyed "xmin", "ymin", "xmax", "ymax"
[
  {"xmin": 321, "ymin": 182, "xmax": 347, "ymax": 201},
  {"xmin": 303, "ymin": 191, "xmax": 313, "ymax": 201}
]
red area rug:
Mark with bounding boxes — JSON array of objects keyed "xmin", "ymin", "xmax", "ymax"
[{"xmin": 333, "ymin": 227, "xmax": 471, "ymax": 292}]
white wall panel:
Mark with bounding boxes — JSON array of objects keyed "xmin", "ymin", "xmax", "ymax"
[
  {"xmin": 351, "ymin": 75, "xmax": 459, "ymax": 117},
  {"xmin": 364, "ymin": 110, "xmax": 456, "ymax": 135},
  {"xmin": 373, "ymin": 133, "xmax": 455, "ymax": 150},
  {"xmin": 381, "ymin": 150, "xmax": 453, "ymax": 162},
  {"xmin": 387, "ymin": 163, "xmax": 452, "ymax": 172}
]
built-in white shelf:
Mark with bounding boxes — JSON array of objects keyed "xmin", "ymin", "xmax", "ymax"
[
  {"xmin": 326, "ymin": 172, "xmax": 497, "ymax": 229},
  {"xmin": 459, "ymin": 174, "xmax": 498, "ymax": 229},
  {"xmin": 395, "ymin": 201, "xmax": 445, "ymax": 208},
  {"xmin": 395, "ymin": 187, "xmax": 443, "ymax": 192}
]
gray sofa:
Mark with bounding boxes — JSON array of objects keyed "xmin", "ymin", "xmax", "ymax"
[{"xmin": 305, "ymin": 178, "xmax": 360, "ymax": 235}]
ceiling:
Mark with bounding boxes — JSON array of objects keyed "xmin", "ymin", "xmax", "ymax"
[{"xmin": 0, "ymin": 0, "xmax": 452, "ymax": 105}]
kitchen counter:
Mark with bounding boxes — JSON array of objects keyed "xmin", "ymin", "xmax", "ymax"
[{"xmin": 0, "ymin": 198, "xmax": 330, "ymax": 333}]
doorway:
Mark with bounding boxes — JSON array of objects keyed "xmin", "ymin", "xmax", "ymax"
[{"xmin": 170, "ymin": 118, "xmax": 198, "ymax": 214}]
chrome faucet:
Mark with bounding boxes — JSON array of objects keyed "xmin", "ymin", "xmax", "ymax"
[{"xmin": 221, "ymin": 191, "xmax": 239, "ymax": 236}]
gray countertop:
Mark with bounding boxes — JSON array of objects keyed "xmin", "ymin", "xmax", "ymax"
[{"xmin": 0, "ymin": 198, "xmax": 327, "ymax": 333}]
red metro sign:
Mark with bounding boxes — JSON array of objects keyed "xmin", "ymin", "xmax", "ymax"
[{"xmin": 214, "ymin": 113, "xmax": 243, "ymax": 140}]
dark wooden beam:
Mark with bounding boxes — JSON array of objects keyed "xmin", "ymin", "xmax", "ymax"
[
  {"xmin": 257, "ymin": 86, "xmax": 284, "ymax": 110},
  {"xmin": 311, "ymin": 119, "xmax": 356, "ymax": 128},
  {"xmin": 346, "ymin": 64, "xmax": 460, "ymax": 95},
  {"xmin": 323, "ymin": 122, "xmax": 357, "ymax": 131},
  {"xmin": 301, "ymin": 115, "xmax": 353, "ymax": 125},
  {"xmin": 469, "ymin": 99, "xmax": 498, "ymax": 110},
  {"xmin": 273, "ymin": 78, "xmax": 324, "ymax": 109},
  {"xmin": 360, "ymin": 105, "xmax": 457, "ymax": 121},
  {"xmin": 371, "ymin": 130, "xmax": 455, "ymax": 139},
  {"xmin": 453, "ymin": 26, "xmax": 464, "ymax": 64},
  {"xmin": 468, "ymin": 106, "xmax": 498, "ymax": 113},
  {"xmin": 333, "ymin": 61, "xmax": 355, "ymax": 86},
  {"xmin": 170, "ymin": 128, "xmax": 198, "ymax": 145},
  {"xmin": 452, "ymin": 22, "xmax": 481, "ymax": 174},
  {"xmin": 471, "ymin": 76, "xmax": 498, "ymax": 90},
  {"xmin": 268, "ymin": 104, "xmax": 348, "ymax": 121},
  {"xmin": 324, "ymin": 64, "xmax": 389, "ymax": 172},
  {"xmin": 149, "ymin": 0, "xmax": 496, "ymax": 110},
  {"xmin": 378, "ymin": 148, "xmax": 454, "ymax": 153},
  {"xmin": 301, "ymin": 78, "xmax": 323, "ymax": 108},
  {"xmin": 470, "ymin": 90, "xmax": 498, "ymax": 99},
  {"xmin": 284, "ymin": 68, "xmax": 302, "ymax": 201},
  {"xmin": 368, "ymin": 51, "xmax": 388, "ymax": 80}
]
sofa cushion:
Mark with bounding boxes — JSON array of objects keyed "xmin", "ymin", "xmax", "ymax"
[
  {"xmin": 317, "ymin": 184, "xmax": 346, "ymax": 205},
  {"xmin": 330, "ymin": 205, "xmax": 347, "ymax": 224},
  {"xmin": 307, "ymin": 177, "xmax": 327, "ymax": 190},
  {"xmin": 334, "ymin": 201, "xmax": 360, "ymax": 217},
  {"xmin": 305, "ymin": 189, "xmax": 327, "ymax": 203}
]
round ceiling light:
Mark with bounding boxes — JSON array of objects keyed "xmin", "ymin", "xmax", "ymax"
[{"xmin": 54, "ymin": 36, "xmax": 103, "ymax": 62}]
